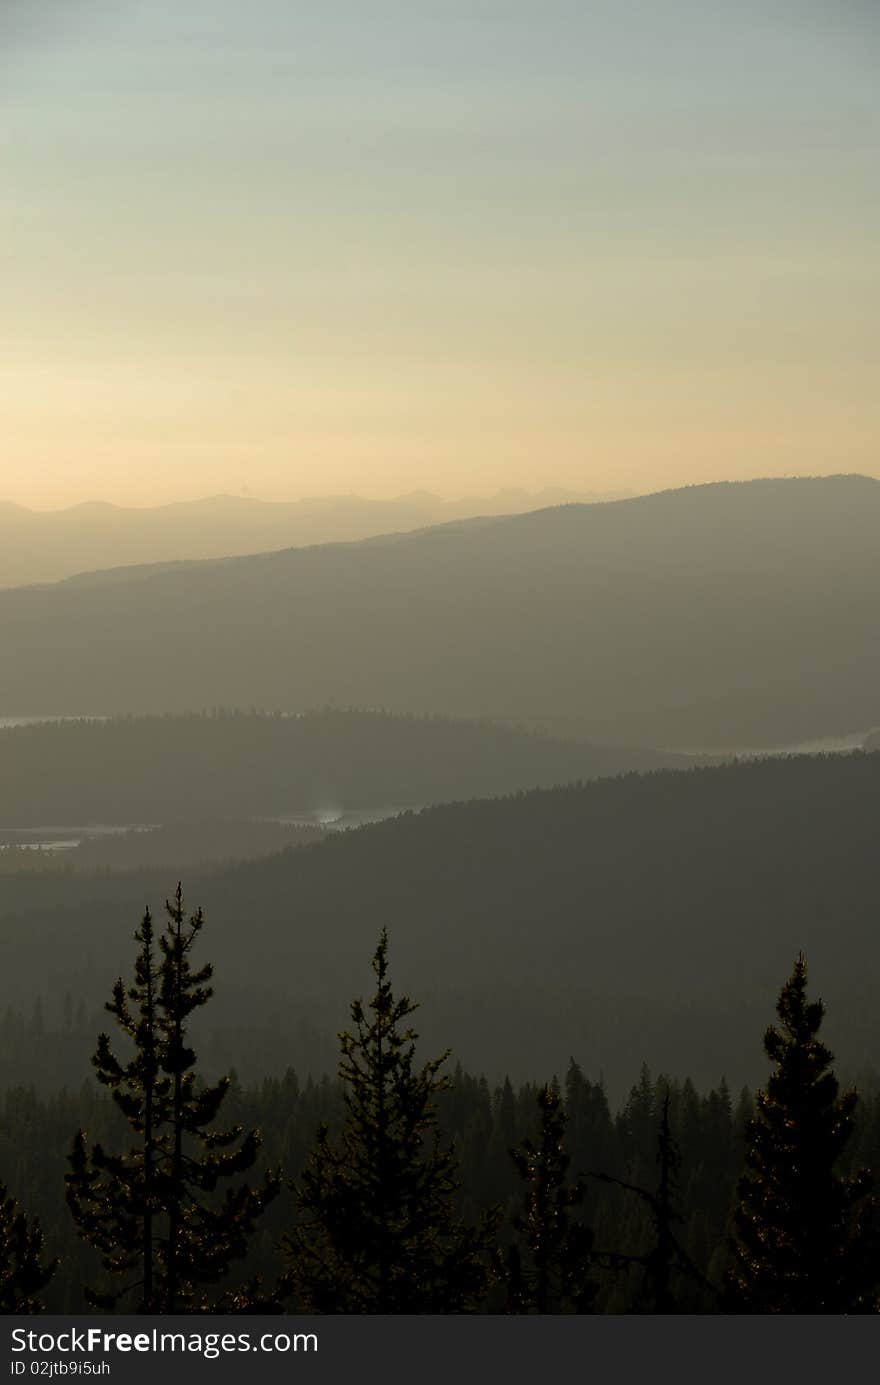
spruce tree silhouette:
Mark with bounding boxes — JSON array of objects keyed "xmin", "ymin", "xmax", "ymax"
[
  {"xmin": 727, "ymin": 953, "xmax": 876, "ymax": 1313},
  {"xmin": 587, "ymin": 1089, "xmax": 717, "ymax": 1312},
  {"xmin": 506, "ymin": 1083, "xmax": 597, "ymax": 1313},
  {"xmin": 287, "ymin": 929, "xmax": 496, "ymax": 1312},
  {"xmin": 640, "ymin": 1090, "xmax": 681, "ymax": 1313},
  {"xmin": 0, "ymin": 1181, "xmax": 56, "ymax": 1313},
  {"xmin": 66, "ymin": 886, "xmax": 282, "ymax": 1312}
]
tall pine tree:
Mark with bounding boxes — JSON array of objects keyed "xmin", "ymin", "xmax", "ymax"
[
  {"xmin": 66, "ymin": 908, "xmax": 163, "ymax": 1309},
  {"xmin": 727, "ymin": 953, "xmax": 876, "ymax": 1313},
  {"xmin": 67, "ymin": 886, "xmax": 282, "ymax": 1312},
  {"xmin": 506, "ymin": 1082, "xmax": 597, "ymax": 1313},
  {"xmin": 287, "ymin": 929, "xmax": 495, "ymax": 1312}
]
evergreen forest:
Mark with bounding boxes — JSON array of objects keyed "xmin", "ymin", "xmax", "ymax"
[{"xmin": 1, "ymin": 886, "xmax": 878, "ymax": 1314}]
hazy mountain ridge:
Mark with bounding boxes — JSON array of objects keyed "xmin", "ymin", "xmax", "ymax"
[
  {"xmin": 0, "ymin": 486, "xmax": 627, "ymax": 589},
  {"xmin": 1, "ymin": 475, "xmax": 878, "ymax": 747},
  {"xmin": 2, "ymin": 750, "xmax": 878, "ymax": 1096}
]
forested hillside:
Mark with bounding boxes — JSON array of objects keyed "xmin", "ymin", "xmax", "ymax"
[
  {"xmin": 0, "ymin": 708, "xmax": 681, "ymax": 826},
  {"xmin": 3, "ymin": 751, "xmax": 879, "ymax": 1096}
]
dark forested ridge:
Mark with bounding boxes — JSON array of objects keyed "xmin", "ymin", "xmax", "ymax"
[
  {"xmin": 0, "ymin": 708, "xmax": 682, "ymax": 827},
  {"xmin": 3, "ymin": 751, "xmax": 880, "ymax": 1097},
  {"xmin": 3, "ymin": 476, "xmax": 880, "ymax": 747}
]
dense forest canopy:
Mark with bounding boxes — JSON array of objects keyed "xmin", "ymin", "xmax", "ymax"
[
  {"xmin": 3, "ymin": 938, "xmax": 878, "ymax": 1314},
  {"xmin": 3, "ymin": 476, "xmax": 880, "ymax": 747}
]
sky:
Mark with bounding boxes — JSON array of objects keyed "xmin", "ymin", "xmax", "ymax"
[{"xmin": 1, "ymin": 0, "xmax": 878, "ymax": 509}]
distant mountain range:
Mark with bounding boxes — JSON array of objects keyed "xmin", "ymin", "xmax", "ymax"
[
  {"xmin": 2, "ymin": 750, "xmax": 878, "ymax": 1095},
  {"xmin": 0, "ymin": 487, "xmax": 628, "ymax": 588},
  {"xmin": 1, "ymin": 475, "xmax": 878, "ymax": 748}
]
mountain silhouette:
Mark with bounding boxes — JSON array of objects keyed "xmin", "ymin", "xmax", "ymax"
[
  {"xmin": 1, "ymin": 475, "xmax": 879, "ymax": 747},
  {"xmin": 0, "ymin": 486, "xmax": 623, "ymax": 588}
]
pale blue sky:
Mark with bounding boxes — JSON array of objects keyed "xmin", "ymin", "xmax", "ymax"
[{"xmin": 2, "ymin": 0, "xmax": 878, "ymax": 506}]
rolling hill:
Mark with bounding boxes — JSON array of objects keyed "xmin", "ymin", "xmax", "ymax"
[{"xmin": 1, "ymin": 476, "xmax": 879, "ymax": 747}]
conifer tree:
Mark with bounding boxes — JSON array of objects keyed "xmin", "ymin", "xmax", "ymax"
[
  {"xmin": 588, "ymin": 1088, "xmax": 716, "ymax": 1312},
  {"xmin": 564, "ymin": 1059, "xmax": 614, "ymax": 1178},
  {"xmin": 639, "ymin": 1090, "xmax": 680, "ymax": 1312},
  {"xmin": 726, "ymin": 953, "xmax": 876, "ymax": 1313},
  {"xmin": 0, "ymin": 1182, "xmax": 56, "ymax": 1313},
  {"xmin": 67, "ymin": 886, "xmax": 282, "ymax": 1312},
  {"xmin": 287, "ymin": 929, "xmax": 495, "ymax": 1312},
  {"xmin": 66, "ymin": 908, "xmax": 162, "ymax": 1308},
  {"xmin": 506, "ymin": 1083, "xmax": 597, "ymax": 1313}
]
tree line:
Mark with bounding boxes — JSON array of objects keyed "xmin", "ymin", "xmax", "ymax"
[{"xmin": 2, "ymin": 885, "xmax": 878, "ymax": 1314}]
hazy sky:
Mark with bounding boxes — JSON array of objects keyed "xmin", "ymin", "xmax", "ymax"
[{"xmin": 2, "ymin": 0, "xmax": 878, "ymax": 508}]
